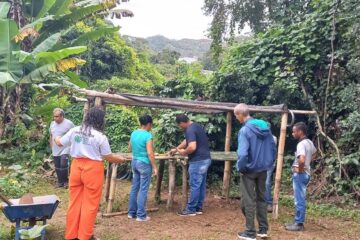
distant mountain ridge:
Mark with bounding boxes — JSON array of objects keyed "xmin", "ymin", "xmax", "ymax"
[{"xmin": 124, "ymin": 35, "xmax": 211, "ymax": 58}]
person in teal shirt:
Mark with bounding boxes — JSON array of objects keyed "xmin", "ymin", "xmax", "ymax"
[{"xmin": 128, "ymin": 115, "xmax": 157, "ymax": 221}]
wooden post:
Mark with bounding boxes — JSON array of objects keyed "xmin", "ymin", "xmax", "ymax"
[
  {"xmin": 166, "ymin": 160, "xmax": 176, "ymax": 210},
  {"xmin": 82, "ymin": 101, "xmax": 90, "ymax": 121},
  {"xmin": 106, "ymin": 163, "xmax": 118, "ymax": 213},
  {"xmin": 181, "ymin": 162, "xmax": 188, "ymax": 210},
  {"xmin": 94, "ymin": 96, "xmax": 103, "ymax": 109},
  {"xmin": 273, "ymin": 111, "xmax": 288, "ymax": 219},
  {"xmin": 154, "ymin": 159, "xmax": 165, "ymax": 204},
  {"xmin": 222, "ymin": 112, "xmax": 232, "ymax": 198},
  {"xmin": 104, "ymin": 163, "xmax": 112, "ymax": 203}
]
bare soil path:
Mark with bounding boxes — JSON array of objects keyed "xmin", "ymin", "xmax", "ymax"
[{"xmin": 1, "ymin": 180, "xmax": 359, "ymax": 240}]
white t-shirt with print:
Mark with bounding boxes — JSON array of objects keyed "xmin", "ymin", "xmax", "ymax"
[
  {"xmin": 60, "ymin": 126, "xmax": 112, "ymax": 161},
  {"xmin": 50, "ymin": 119, "xmax": 75, "ymax": 156}
]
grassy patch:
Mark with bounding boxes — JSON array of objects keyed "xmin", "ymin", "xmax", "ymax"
[{"xmin": 280, "ymin": 195, "xmax": 360, "ymax": 221}]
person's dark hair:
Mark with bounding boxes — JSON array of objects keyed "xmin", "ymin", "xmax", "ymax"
[
  {"xmin": 294, "ymin": 122, "xmax": 307, "ymax": 135},
  {"xmin": 175, "ymin": 114, "xmax": 189, "ymax": 124},
  {"xmin": 81, "ymin": 107, "xmax": 105, "ymax": 135},
  {"xmin": 139, "ymin": 115, "xmax": 153, "ymax": 126}
]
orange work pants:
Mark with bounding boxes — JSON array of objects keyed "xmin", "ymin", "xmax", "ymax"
[{"xmin": 65, "ymin": 158, "xmax": 104, "ymax": 240}]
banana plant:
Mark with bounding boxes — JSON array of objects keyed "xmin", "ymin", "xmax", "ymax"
[{"xmin": 0, "ymin": 0, "xmax": 132, "ymax": 139}]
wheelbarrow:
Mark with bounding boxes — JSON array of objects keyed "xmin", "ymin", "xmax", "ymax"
[{"xmin": 1, "ymin": 194, "xmax": 60, "ymax": 240}]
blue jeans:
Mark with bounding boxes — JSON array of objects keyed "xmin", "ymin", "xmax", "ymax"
[
  {"xmin": 265, "ymin": 165, "xmax": 275, "ymax": 206},
  {"xmin": 292, "ymin": 172, "xmax": 310, "ymax": 224},
  {"xmin": 186, "ymin": 159, "xmax": 211, "ymax": 213},
  {"xmin": 128, "ymin": 159, "xmax": 152, "ymax": 219}
]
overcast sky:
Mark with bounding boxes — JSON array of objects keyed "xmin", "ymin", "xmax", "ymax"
[{"xmin": 111, "ymin": 0, "xmax": 212, "ymax": 40}]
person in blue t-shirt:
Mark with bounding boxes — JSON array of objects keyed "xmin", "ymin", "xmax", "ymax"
[
  {"xmin": 128, "ymin": 115, "xmax": 158, "ymax": 222},
  {"xmin": 170, "ymin": 114, "xmax": 211, "ymax": 216}
]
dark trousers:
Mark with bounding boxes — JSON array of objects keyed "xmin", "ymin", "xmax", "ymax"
[
  {"xmin": 54, "ymin": 154, "xmax": 69, "ymax": 185},
  {"xmin": 240, "ymin": 171, "xmax": 268, "ymax": 234}
]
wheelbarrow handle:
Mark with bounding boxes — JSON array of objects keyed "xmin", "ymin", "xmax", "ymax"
[{"xmin": 0, "ymin": 192, "xmax": 13, "ymax": 206}]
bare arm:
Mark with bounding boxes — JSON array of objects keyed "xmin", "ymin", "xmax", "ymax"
[
  {"xmin": 297, "ymin": 155, "xmax": 306, "ymax": 173},
  {"xmin": 49, "ymin": 134, "xmax": 53, "ymax": 148},
  {"xmin": 146, "ymin": 140, "xmax": 158, "ymax": 176},
  {"xmin": 170, "ymin": 139, "xmax": 187, "ymax": 155},
  {"xmin": 128, "ymin": 141, "xmax": 132, "ymax": 152},
  {"xmin": 103, "ymin": 154, "xmax": 126, "ymax": 164},
  {"xmin": 177, "ymin": 140, "xmax": 187, "ymax": 149},
  {"xmin": 178, "ymin": 141, "xmax": 197, "ymax": 156},
  {"xmin": 54, "ymin": 136, "xmax": 62, "ymax": 147}
]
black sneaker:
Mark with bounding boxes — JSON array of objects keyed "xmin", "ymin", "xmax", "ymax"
[
  {"xmin": 195, "ymin": 208, "xmax": 203, "ymax": 215},
  {"xmin": 177, "ymin": 209, "xmax": 196, "ymax": 217},
  {"xmin": 55, "ymin": 183, "xmax": 64, "ymax": 188},
  {"xmin": 237, "ymin": 231, "xmax": 256, "ymax": 240},
  {"xmin": 257, "ymin": 229, "xmax": 268, "ymax": 238},
  {"xmin": 284, "ymin": 221, "xmax": 295, "ymax": 227},
  {"xmin": 285, "ymin": 223, "xmax": 305, "ymax": 231}
]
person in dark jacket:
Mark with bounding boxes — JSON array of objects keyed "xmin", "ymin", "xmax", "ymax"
[{"xmin": 234, "ymin": 103, "xmax": 276, "ymax": 240}]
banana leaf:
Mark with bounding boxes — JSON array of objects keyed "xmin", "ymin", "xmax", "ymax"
[
  {"xmin": 0, "ymin": 2, "xmax": 10, "ymax": 19},
  {"xmin": 0, "ymin": 19, "xmax": 23, "ymax": 85}
]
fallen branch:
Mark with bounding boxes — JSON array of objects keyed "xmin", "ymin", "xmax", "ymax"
[
  {"xmin": 300, "ymin": 81, "xmax": 342, "ymax": 176},
  {"xmin": 102, "ymin": 207, "xmax": 159, "ymax": 218}
]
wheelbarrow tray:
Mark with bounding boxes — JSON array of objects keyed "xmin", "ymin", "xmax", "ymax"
[{"xmin": 1, "ymin": 195, "xmax": 60, "ymax": 222}]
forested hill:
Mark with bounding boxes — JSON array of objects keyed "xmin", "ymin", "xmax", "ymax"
[{"xmin": 124, "ymin": 35, "xmax": 211, "ymax": 58}]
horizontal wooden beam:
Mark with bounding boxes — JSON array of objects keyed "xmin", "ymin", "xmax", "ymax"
[
  {"xmin": 77, "ymin": 89, "xmax": 316, "ymax": 115},
  {"xmin": 116, "ymin": 152, "xmax": 238, "ymax": 161},
  {"xmin": 78, "ymin": 89, "xmax": 288, "ymax": 114}
]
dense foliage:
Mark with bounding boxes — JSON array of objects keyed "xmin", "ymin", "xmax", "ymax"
[
  {"xmin": 1, "ymin": 0, "xmax": 359, "ymax": 206},
  {"xmin": 208, "ymin": 0, "xmax": 360, "ymax": 201}
]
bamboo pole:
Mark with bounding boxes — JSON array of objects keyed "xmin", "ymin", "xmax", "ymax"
[
  {"xmin": 154, "ymin": 159, "xmax": 165, "ymax": 204},
  {"xmin": 272, "ymin": 111, "xmax": 288, "ymax": 219},
  {"xmin": 181, "ymin": 162, "xmax": 188, "ymax": 210},
  {"xmin": 290, "ymin": 110, "xmax": 317, "ymax": 115},
  {"xmin": 83, "ymin": 101, "xmax": 90, "ymax": 121},
  {"xmin": 79, "ymin": 89, "xmax": 288, "ymax": 114},
  {"xmin": 104, "ymin": 163, "xmax": 112, "ymax": 203},
  {"xmin": 222, "ymin": 112, "xmax": 232, "ymax": 198},
  {"xmin": 166, "ymin": 160, "xmax": 176, "ymax": 210},
  {"xmin": 79, "ymin": 89, "xmax": 316, "ymax": 115},
  {"xmin": 106, "ymin": 163, "xmax": 118, "ymax": 213},
  {"xmin": 102, "ymin": 208, "xmax": 159, "ymax": 218},
  {"xmin": 94, "ymin": 96, "xmax": 103, "ymax": 109},
  {"xmin": 98, "ymin": 94, "xmax": 111, "ymax": 206}
]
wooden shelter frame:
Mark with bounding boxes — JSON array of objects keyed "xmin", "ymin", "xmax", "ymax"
[{"xmin": 77, "ymin": 89, "xmax": 317, "ymax": 219}]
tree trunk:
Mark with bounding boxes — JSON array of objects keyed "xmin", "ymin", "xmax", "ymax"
[{"xmin": 0, "ymin": 85, "xmax": 23, "ymax": 140}]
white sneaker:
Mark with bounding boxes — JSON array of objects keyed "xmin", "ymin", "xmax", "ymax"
[
  {"xmin": 128, "ymin": 214, "xmax": 136, "ymax": 219},
  {"xmin": 136, "ymin": 216, "xmax": 151, "ymax": 222}
]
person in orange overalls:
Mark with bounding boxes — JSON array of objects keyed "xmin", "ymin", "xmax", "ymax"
[{"xmin": 55, "ymin": 107, "xmax": 126, "ymax": 240}]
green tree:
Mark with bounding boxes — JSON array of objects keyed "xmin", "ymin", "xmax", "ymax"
[
  {"xmin": 150, "ymin": 49, "xmax": 181, "ymax": 65},
  {"xmin": 210, "ymin": 0, "xmax": 360, "ymax": 200},
  {"xmin": 203, "ymin": 0, "xmax": 313, "ymax": 60},
  {"xmin": 0, "ymin": 0, "xmax": 129, "ymax": 141}
]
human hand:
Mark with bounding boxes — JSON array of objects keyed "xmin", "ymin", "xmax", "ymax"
[
  {"xmin": 292, "ymin": 166, "xmax": 305, "ymax": 173},
  {"xmin": 169, "ymin": 148, "xmax": 177, "ymax": 156},
  {"xmin": 152, "ymin": 168, "xmax": 158, "ymax": 177},
  {"xmin": 178, "ymin": 149, "xmax": 187, "ymax": 156}
]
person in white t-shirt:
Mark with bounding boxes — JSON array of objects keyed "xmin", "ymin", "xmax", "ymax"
[
  {"xmin": 285, "ymin": 122, "xmax": 317, "ymax": 232},
  {"xmin": 55, "ymin": 107, "xmax": 127, "ymax": 240},
  {"xmin": 49, "ymin": 108, "xmax": 74, "ymax": 188}
]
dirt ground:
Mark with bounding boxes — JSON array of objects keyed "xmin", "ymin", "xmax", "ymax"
[{"xmin": 1, "ymin": 180, "xmax": 359, "ymax": 240}]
